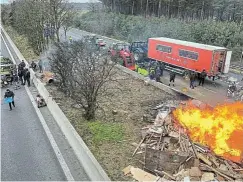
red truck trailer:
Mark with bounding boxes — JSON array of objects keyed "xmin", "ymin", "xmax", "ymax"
[{"xmin": 148, "ymin": 37, "xmax": 231, "ymax": 77}]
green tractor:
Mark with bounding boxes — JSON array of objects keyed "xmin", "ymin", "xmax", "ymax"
[{"xmin": 129, "ymin": 41, "xmax": 151, "ymax": 76}]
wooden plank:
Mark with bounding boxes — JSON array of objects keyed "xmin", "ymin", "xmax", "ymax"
[
  {"xmin": 197, "ymin": 153, "xmax": 212, "ymax": 166},
  {"xmin": 224, "ymin": 160, "xmax": 234, "ymax": 174},
  {"xmin": 154, "ymin": 170, "xmax": 176, "ymax": 180},
  {"xmin": 132, "ymin": 135, "xmax": 147, "ymax": 157},
  {"xmin": 202, "ymin": 164, "xmax": 233, "ymax": 181}
]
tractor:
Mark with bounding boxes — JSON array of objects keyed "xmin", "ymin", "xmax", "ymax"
[
  {"xmin": 129, "ymin": 41, "xmax": 148, "ymax": 62},
  {"xmin": 129, "ymin": 41, "xmax": 151, "ymax": 76},
  {"xmin": 109, "ymin": 43, "xmax": 135, "ymax": 71}
]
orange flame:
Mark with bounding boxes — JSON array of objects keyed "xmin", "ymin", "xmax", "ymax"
[{"xmin": 173, "ymin": 101, "xmax": 243, "ymax": 163}]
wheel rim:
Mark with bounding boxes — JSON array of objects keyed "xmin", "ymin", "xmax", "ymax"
[{"xmin": 134, "ymin": 53, "xmax": 139, "ymax": 61}]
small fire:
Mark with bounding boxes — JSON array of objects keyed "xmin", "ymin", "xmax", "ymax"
[{"xmin": 173, "ymin": 101, "xmax": 243, "ymax": 163}]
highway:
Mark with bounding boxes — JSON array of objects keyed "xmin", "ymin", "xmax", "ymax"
[
  {"xmin": 56, "ymin": 28, "xmax": 243, "ymax": 106},
  {"xmin": 1, "ymin": 35, "xmax": 67, "ymax": 180},
  {"xmin": 1, "ymin": 32, "xmax": 89, "ymax": 181}
]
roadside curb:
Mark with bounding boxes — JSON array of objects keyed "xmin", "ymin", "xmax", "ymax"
[{"xmin": 1, "ymin": 27, "xmax": 110, "ymax": 181}]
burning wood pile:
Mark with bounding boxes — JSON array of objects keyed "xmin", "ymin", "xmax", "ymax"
[{"xmin": 124, "ymin": 100, "xmax": 243, "ymax": 181}]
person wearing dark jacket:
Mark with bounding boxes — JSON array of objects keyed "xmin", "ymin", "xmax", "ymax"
[
  {"xmin": 4, "ymin": 89, "xmax": 15, "ymax": 110},
  {"xmin": 18, "ymin": 68, "xmax": 24, "ymax": 85},
  {"xmin": 25, "ymin": 68, "xmax": 31, "ymax": 87},
  {"xmin": 169, "ymin": 71, "xmax": 176, "ymax": 86},
  {"xmin": 31, "ymin": 61, "xmax": 37, "ymax": 71},
  {"xmin": 199, "ymin": 69, "xmax": 207, "ymax": 86},
  {"xmin": 189, "ymin": 72, "xmax": 196, "ymax": 89},
  {"xmin": 22, "ymin": 68, "xmax": 27, "ymax": 85},
  {"xmin": 38, "ymin": 59, "xmax": 43, "ymax": 73},
  {"xmin": 155, "ymin": 66, "xmax": 162, "ymax": 82},
  {"xmin": 20, "ymin": 60, "xmax": 26, "ymax": 68},
  {"xmin": 159, "ymin": 62, "xmax": 165, "ymax": 76}
]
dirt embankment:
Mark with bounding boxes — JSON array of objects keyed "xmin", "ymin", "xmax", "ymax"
[{"xmin": 46, "ymin": 68, "xmax": 183, "ymax": 180}]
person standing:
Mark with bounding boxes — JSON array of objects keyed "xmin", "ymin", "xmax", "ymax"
[
  {"xmin": 159, "ymin": 62, "xmax": 165, "ymax": 76},
  {"xmin": 22, "ymin": 68, "xmax": 27, "ymax": 85},
  {"xmin": 38, "ymin": 59, "xmax": 43, "ymax": 73},
  {"xmin": 4, "ymin": 89, "xmax": 15, "ymax": 111},
  {"xmin": 20, "ymin": 60, "xmax": 26, "ymax": 68},
  {"xmin": 18, "ymin": 68, "xmax": 24, "ymax": 85},
  {"xmin": 169, "ymin": 71, "xmax": 176, "ymax": 86},
  {"xmin": 25, "ymin": 68, "xmax": 31, "ymax": 87},
  {"xmin": 199, "ymin": 69, "xmax": 207, "ymax": 86},
  {"xmin": 149, "ymin": 66, "xmax": 155, "ymax": 80},
  {"xmin": 31, "ymin": 61, "xmax": 37, "ymax": 71},
  {"xmin": 69, "ymin": 36, "xmax": 73, "ymax": 43},
  {"xmin": 12, "ymin": 68, "xmax": 20, "ymax": 89},
  {"xmin": 189, "ymin": 72, "xmax": 196, "ymax": 89},
  {"xmin": 155, "ymin": 66, "xmax": 162, "ymax": 82}
]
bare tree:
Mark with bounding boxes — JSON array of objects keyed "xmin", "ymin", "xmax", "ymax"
[
  {"xmin": 62, "ymin": 11, "xmax": 74, "ymax": 39},
  {"xmin": 49, "ymin": 41, "xmax": 75, "ymax": 95},
  {"xmin": 49, "ymin": 40, "xmax": 117, "ymax": 120},
  {"xmin": 49, "ymin": 0, "xmax": 73, "ymax": 42},
  {"xmin": 88, "ymin": 0, "xmax": 98, "ymax": 12}
]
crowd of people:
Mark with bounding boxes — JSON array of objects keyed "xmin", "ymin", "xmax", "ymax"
[
  {"xmin": 148, "ymin": 61, "xmax": 208, "ymax": 89},
  {"xmin": 4, "ymin": 59, "xmax": 44, "ymax": 111}
]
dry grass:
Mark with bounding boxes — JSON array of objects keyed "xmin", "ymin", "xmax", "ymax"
[
  {"xmin": 4, "ymin": 26, "xmax": 39, "ymax": 61},
  {"xmin": 47, "ymin": 69, "xmax": 178, "ymax": 180}
]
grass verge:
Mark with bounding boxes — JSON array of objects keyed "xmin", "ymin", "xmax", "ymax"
[
  {"xmin": 88, "ymin": 121, "xmax": 124, "ymax": 144},
  {"xmin": 4, "ymin": 26, "xmax": 39, "ymax": 61}
]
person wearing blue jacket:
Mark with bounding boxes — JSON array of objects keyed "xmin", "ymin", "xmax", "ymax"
[{"xmin": 4, "ymin": 89, "xmax": 15, "ymax": 111}]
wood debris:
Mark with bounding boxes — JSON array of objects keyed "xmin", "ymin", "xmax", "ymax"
[{"xmin": 126, "ymin": 100, "xmax": 243, "ymax": 181}]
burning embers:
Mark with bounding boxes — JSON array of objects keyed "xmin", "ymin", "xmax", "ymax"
[{"xmin": 173, "ymin": 101, "xmax": 243, "ymax": 163}]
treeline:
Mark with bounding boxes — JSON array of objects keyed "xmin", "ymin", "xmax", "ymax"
[
  {"xmin": 74, "ymin": 11, "xmax": 243, "ymax": 62},
  {"xmin": 100, "ymin": 0, "xmax": 243, "ymax": 22},
  {"xmin": 1, "ymin": 0, "xmax": 73, "ymax": 55}
]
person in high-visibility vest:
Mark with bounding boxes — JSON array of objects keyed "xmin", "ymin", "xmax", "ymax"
[{"xmin": 69, "ymin": 36, "xmax": 73, "ymax": 43}]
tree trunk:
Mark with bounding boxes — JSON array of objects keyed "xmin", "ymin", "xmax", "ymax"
[
  {"xmin": 145, "ymin": 0, "xmax": 149, "ymax": 17},
  {"xmin": 167, "ymin": 1, "xmax": 170, "ymax": 18},
  {"xmin": 56, "ymin": 28, "xmax": 60, "ymax": 42},
  {"xmin": 201, "ymin": 0, "xmax": 204, "ymax": 20},
  {"xmin": 85, "ymin": 104, "xmax": 96, "ymax": 120},
  {"xmin": 131, "ymin": 0, "xmax": 134, "ymax": 15},
  {"xmin": 140, "ymin": 0, "xmax": 143, "ymax": 15},
  {"xmin": 158, "ymin": 0, "xmax": 161, "ymax": 17},
  {"xmin": 64, "ymin": 27, "xmax": 67, "ymax": 39}
]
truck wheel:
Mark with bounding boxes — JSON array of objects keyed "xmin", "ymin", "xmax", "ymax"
[{"xmin": 134, "ymin": 52, "xmax": 143, "ymax": 61}]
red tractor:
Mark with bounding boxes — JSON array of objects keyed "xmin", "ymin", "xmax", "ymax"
[{"xmin": 109, "ymin": 43, "xmax": 135, "ymax": 71}]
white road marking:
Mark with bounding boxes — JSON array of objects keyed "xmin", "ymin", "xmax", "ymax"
[{"xmin": 1, "ymin": 32, "xmax": 75, "ymax": 181}]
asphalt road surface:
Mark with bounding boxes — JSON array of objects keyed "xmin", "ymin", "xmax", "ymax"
[{"xmin": 1, "ymin": 35, "xmax": 66, "ymax": 181}]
